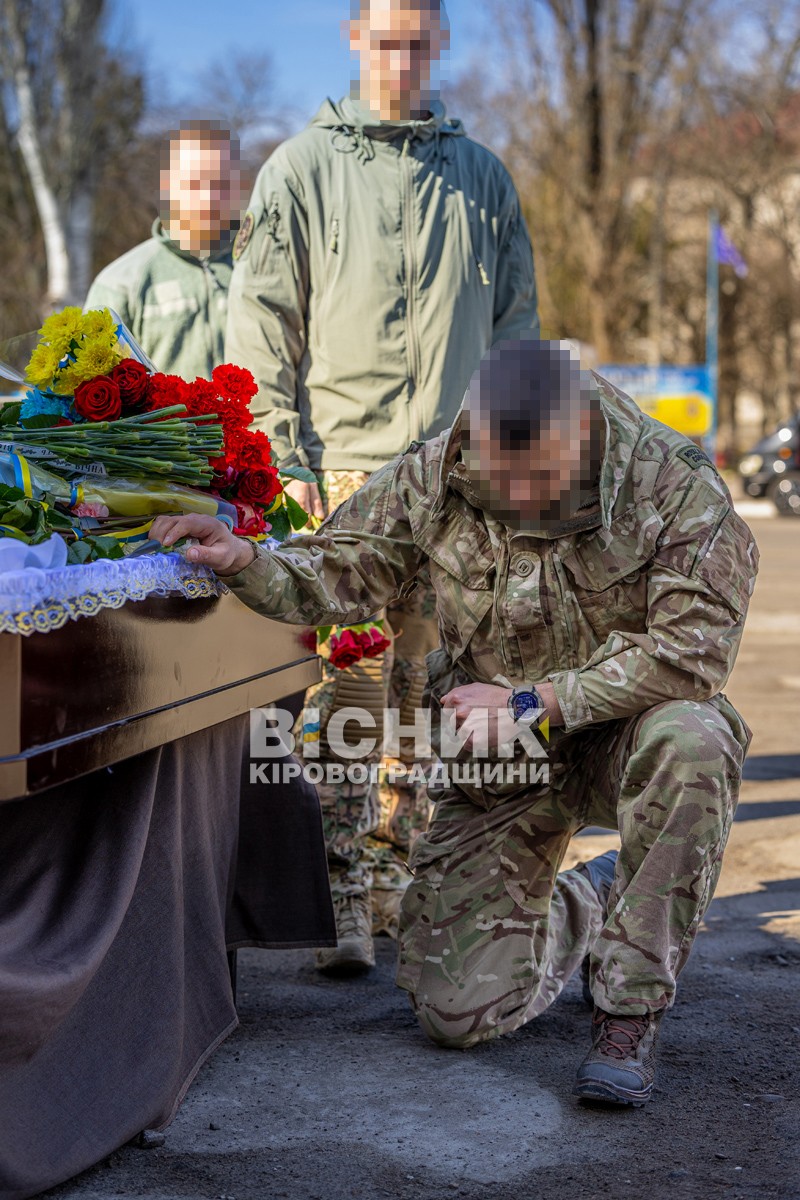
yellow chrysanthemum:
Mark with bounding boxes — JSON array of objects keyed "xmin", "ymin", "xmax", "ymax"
[
  {"xmin": 51, "ymin": 362, "xmax": 83, "ymax": 395},
  {"xmin": 25, "ymin": 342, "xmax": 62, "ymax": 387},
  {"xmin": 81, "ymin": 308, "xmax": 117, "ymax": 342},
  {"xmin": 39, "ymin": 306, "xmax": 83, "ymax": 344},
  {"xmin": 70, "ymin": 341, "xmax": 121, "ymax": 383}
]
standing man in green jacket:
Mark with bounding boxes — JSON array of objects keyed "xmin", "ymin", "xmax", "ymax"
[
  {"xmin": 226, "ymin": 0, "xmax": 539, "ymax": 973},
  {"xmin": 86, "ymin": 121, "xmax": 242, "ymax": 378}
]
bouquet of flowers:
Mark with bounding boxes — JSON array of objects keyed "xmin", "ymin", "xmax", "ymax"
[
  {"xmin": 0, "ymin": 306, "xmax": 390, "ymax": 663},
  {"xmin": 0, "ymin": 307, "xmax": 310, "ymax": 557}
]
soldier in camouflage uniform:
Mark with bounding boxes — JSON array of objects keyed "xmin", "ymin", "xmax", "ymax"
[
  {"xmin": 151, "ymin": 338, "xmax": 759, "ymax": 1105},
  {"xmin": 225, "ymin": 0, "xmax": 539, "ymax": 969}
]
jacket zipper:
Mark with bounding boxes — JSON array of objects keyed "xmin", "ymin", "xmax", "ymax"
[
  {"xmin": 401, "ymin": 136, "xmax": 422, "ymax": 440},
  {"xmin": 200, "ymin": 260, "xmax": 214, "ymax": 368}
]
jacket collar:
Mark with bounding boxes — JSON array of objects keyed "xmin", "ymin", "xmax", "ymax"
[{"xmin": 152, "ymin": 218, "xmax": 234, "ymax": 266}]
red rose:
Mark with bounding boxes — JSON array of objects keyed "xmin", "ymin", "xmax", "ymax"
[
  {"xmin": 210, "ymin": 463, "xmax": 240, "ymax": 491},
  {"xmin": 73, "ymin": 375, "xmax": 122, "ymax": 422},
  {"xmin": 329, "ymin": 629, "xmax": 364, "ymax": 670},
  {"xmin": 110, "ymin": 359, "xmax": 149, "ymax": 408},
  {"xmin": 236, "ymin": 468, "xmax": 282, "ymax": 507},
  {"xmin": 299, "ymin": 629, "xmax": 319, "ymax": 653},
  {"xmin": 212, "ymin": 363, "xmax": 258, "ymax": 404},
  {"xmin": 361, "ymin": 626, "xmax": 391, "ymax": 659},
  {"xmin": 233, "ymin": 501, "xmax": 267, "ymax": 538}
]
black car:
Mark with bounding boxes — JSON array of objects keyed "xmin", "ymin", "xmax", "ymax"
[{"xmin": 738, "ymin": 415, "xmax": 800, "ymax": 499}]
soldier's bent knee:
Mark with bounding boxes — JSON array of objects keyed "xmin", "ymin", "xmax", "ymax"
[
  {"xmin": 408, "ymin": 993, "xmax": 483, "ymax": 1050},
  {"xmin": 632, "ymin": 698, "xmax": 743, "ymax": 775}
]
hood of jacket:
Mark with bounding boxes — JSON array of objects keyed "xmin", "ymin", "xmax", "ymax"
[{"xmin": 309, "ymin": 95, "xmax": 466, "ymax": 146}]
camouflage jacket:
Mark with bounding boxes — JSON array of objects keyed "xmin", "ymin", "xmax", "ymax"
[{"xmin": 228, "ymin": 375, "xmax": 758, "ymax": 773}]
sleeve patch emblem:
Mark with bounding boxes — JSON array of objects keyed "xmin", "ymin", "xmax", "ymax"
[
  {"xmin": 676, "ymin": 444, "xmax": 714, "ymax": 470},
  {"xmin": 233, "ymin": 210, "xmax": 256, "ymax": 261}
]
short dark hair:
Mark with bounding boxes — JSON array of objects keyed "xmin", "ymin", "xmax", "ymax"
[
  {"xmin": 467, "ymin": 336, "xmax": 585, "ymax": 449},
  {"xmin": 164, "ymin": 121, "xmax": 238, "ymax": 159},
  {"xmin": 352, "ymin": 0, "xmax": 444, "ymax": 19}
]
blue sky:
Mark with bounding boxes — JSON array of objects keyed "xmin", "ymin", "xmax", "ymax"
[{"xmin": 119, "ymin": 0, "xmax": 485, "ymax": 129}]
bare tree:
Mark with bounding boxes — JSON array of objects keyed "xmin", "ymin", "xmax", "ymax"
[{"xmin": 0, "ymin": 0, "xmax": 144, "ymax": 313}]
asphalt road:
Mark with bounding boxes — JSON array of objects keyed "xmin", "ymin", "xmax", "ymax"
[{"xmin": 48, "ymin": 502, "xmax": 800, "ymax": 1200}]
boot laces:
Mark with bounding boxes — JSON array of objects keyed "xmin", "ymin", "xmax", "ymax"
[
  {"xmin": 336, "ymin": 894, "xmax": 369, "ymax": 939},
  {"xmin": 593, "ymin": 1010, "xmax": 650, "ymax": 1060}
]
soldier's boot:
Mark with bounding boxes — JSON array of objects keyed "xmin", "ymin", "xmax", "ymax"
[
  {"xmin": 314, "ymin": 893, "xmax": 376, "ymax": 975},
  {"xmin": 575, "ymin": 849, "xmax": 618, "ymax": 1008},
  {"xmin": 574, "ymin": 1007, "xmax": 664, "ymax": 1107},
  {"xmin": 371, "ymin": 885, "xmax": 404, "ymax": 939}
]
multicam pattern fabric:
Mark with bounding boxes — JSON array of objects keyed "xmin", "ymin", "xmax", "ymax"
[
  {"xmin": 228, "ymin": 376, "xmax": 759, "ymax": 1031},
  {"xmin": 396, "ymin": 695, "xmax": 748, "ymax": 1047},
  {"xmin": 298, "ymin": 470, "xmax": 438, "ymax": 902}
]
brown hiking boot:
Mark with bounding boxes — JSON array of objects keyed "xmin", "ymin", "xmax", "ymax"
[
  {"xmin": 574, "ymin": 1007, "xmax": 664, "ymax": 1107},
  {"xmin": 314, "ymin": 893, "xmax": 375, "ymax": 975}
]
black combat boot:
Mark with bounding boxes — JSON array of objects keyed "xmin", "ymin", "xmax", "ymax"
[
  {"xmin": 575, "ymin": 849, "xmax": 618, "ymax": 1008},
  {"xmin": 574, "ymin": 1007, "xmax": 664, "ymax": 1107}
]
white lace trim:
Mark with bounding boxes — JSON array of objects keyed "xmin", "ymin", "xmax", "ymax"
[{"xmin": 0, "ymin": 554, "xmax": 226, "ymax": 635}]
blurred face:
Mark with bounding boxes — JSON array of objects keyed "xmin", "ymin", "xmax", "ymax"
[
  {"xmin": 161, "ymin": 136, "xmax": 241, "ymax": 256},
  {"xmin": 463, "ymin": 344, "xmax": 604, "ymax": 531},
  {"xmin": 348, "ymin": 0, "xmax": 447, "ymax": 120}
]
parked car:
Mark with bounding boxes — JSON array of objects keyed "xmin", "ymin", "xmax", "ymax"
[{"xmin": 738, "ymin": 415, "xmax": 800, "ymax": 499}]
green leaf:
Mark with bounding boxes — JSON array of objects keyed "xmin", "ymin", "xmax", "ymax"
[
  {"xmin": 20, "ymin": 413, "xmax": 64, "ymax": 429},
  {"xmin": 284, "ymin": 492, "xmax": 310, "ymax": 531},
  {"xmin": 267, "ymin": 508, "xmax": 290, "ymax": 543},
  {"xmin": 91, "ymin": 536, "xmax": 125, "ymax": 560},
  {"xmin": 315, "ymin": 625, "xmax": 332, "ymax": 644},
  {"xmin": 1, "ymin": 499, "xmax": 35, "ymax": 530},
  {"xmin": 279, "ymin": 464, "xmax": 318, "ymax": 484},
  {"xmin": 0, "ymin": 483, "xmax": 26, "ymax": 503},
  {"xmin": 0, "ymin": 402, "xmax": 22, "ymax": 426},
  {"xmin": 67, "ymin": 539, "xmax": 93, "ymax": 564}
]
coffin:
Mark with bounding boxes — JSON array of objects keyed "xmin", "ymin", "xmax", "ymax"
[{"xmin": 0, "ymin": 590, "xmax": 319, "ymax": 800}]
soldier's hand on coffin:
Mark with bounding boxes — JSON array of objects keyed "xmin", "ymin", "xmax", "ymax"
[{"xmin": 150, "ymin": 513, "xmax": 258, "ymax": 576}]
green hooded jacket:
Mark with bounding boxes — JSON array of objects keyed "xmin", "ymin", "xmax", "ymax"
[
  {"xmin": 226, "ymin": 97, "xmax": 539, "ymax": 472},
  {"xmin": 84, "ymin": 219, "xmax": 232, "ymax": 378}
]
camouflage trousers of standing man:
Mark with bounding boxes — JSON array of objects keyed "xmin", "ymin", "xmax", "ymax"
[
  {"xmin": 397, "ymin": 694, "xmax": 751, "ymax": 1046},
  {"xmin": 296, "ymin": 470, "xmax": 439, "ymax": 931}
]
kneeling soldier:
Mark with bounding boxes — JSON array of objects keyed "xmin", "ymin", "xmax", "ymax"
[{"xmin": 151, "ymin": 337, "xmax": 759, "ymax": 1107}]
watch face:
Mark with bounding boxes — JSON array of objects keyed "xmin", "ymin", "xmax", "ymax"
[{"xmin": 511, "ymin": 689, "xmax": 543, "ymax": 724}]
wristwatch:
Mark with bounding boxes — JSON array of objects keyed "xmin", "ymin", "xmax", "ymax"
[{"xmin": 507, "ymin": 685, "xmax": 546, "ymax": 729}]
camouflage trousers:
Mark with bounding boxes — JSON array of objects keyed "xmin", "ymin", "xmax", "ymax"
[
  {"xmin": 298, "ymin": 471, "xmax": 439, "ymax": 902},
  {"xmin": 397, "ymin": 696, "xmax": 750, "ymax": 1049}
]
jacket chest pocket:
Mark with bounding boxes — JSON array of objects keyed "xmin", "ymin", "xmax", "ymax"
[
  {"xmin": 559, "ymin": 504, "xmax": 663, "ymax": 639},
  {"xmin": 410, "ymin": 502, "xmax": 495, "ymax": 662}
]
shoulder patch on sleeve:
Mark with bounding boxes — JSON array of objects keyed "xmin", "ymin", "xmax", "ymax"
[
  {"xmin": 233, "ymin": 210, "xmax": 255, "ymax": 261},
  {"xmin": 676, "ymin": 444, "xmax": 715, "ymax": 471}
]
